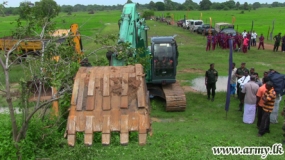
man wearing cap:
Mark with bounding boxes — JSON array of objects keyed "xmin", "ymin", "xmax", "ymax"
[
  {"xmin": 273, "ymin": 33, "xmax": 282, "ymax": 52},
  {"xmin": 241, "ymin": 75, "xmax": 259, "ymax": 124},
  {"xmin": 205, "ymin": 63, "xmax": 218, "ymax": 102},
  {"xmin": 235, "ymin": 63, "xmax": 249, "ymax": 99}
]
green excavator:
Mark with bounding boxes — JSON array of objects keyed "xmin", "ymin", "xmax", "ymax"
[{"xmin": 107, "ymin": 3, "xmax": 186, "ymax": 111}]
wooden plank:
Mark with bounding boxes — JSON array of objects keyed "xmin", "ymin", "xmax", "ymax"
[
  {"xmin": 110, "ymin": 110, "xmax": 120, "ymax": 131},
  {"xmin": 103, "ymin": 73, "xmax": 111, "ymax": 111},
  {"xmin": 138, "ymin": 114, "xmax": 147, "ymax": 134},
  {"xmin": 68, "ymin": 135, "xmax": 76, "ymax": 146},
  {"xmin": 120, "ymin": 115, "xmax": 129, "ymax": 133},
  {"xmin": 75, "ymin": 111, "xmax": 86, "ymax": 132},
  {"xmin": 92, "ymin": 111, "xmax": 102, "ymax": 132},
  {"xmin": 68, "ymin": 116, "xmax": 76, "ymax": 134},
  {"xmin": 135, "ymin": 64, "xmax": 146, "ymax": 108},
  {"xmin": 76, "ymin": 73, "xmax": 86, "ymax": 111},
  {"xmin": 102, "ymin": 115, "xmax": 110, "ymax": 134},
  {"xmin": 120, "ymin": 133, "xmax": 129, "ymax": 145},
  {"xmin": 102, "ymin": 133, "xmax": 110, "ymax": 146},
  {"xmin": 121, "ymin": 73, "xmax": 129, "ymax": 109},
  {"xmin": 86, "ymin": 96, "xmax": 94, "ymax": 111},
  {"xmin": 87, "ymin": 69, "xmax": 96, "ymax": 96},
  {"xmin": 85, "ymin": 116, "xmax": 93, "ymax": 134},
  {"xmin": 103, "ymin": 74, "xmax": 110, "ymax": 96},
  {"xmin": 128, "ymin": 112, "xmax": 139, "ymax": 131},
  {"xmin": 84, "ymin": 134, "xmax": 93, "ymax": 146},
  {"xmin": 94, "ymin": 77, "xmax": 102, "ymax": 111},
  {"xmin": 103, "ymin": 97, "xmax": 111, "ymax": 111},
  {"xmin": 138, "ymin": 133, "xmax": 147, "ymax": 146},
  {"xmin": 71, "ymin": 73, "xmax": 80, "ymax": 105}
]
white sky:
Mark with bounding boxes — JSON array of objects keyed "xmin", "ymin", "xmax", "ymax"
[{"xmin": 5, "ymin": 0, "xmax": 285, "ymax": 7}]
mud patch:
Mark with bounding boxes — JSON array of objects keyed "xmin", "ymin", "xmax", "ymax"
[
  {"xmin": 191, "ymin": 76, "xmax": 228, "ymax": 92},
  {"xmin": 110, "ymin": 77, "xmax": 123, "ymax": 96},
  {"xmin": 128, "ymin": 77, "xmax": 141, "ymax": 102},
  {"xmin": 182, "ymin": 86, "xmax": 199, "ymax": 93},
  {"xmin": 178, "ymin": 68, "xmax": 204, "ymax": 74}
]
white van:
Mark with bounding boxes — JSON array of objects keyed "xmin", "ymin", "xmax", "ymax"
[
  {"xmin": 182, "ymin": 19, "xmax": 193, "ymax": 29},
  {"xmin": 189, "ymin": 20, "xmax": 204, "ymax": 32}
]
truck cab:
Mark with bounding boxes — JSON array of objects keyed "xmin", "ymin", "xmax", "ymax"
[{"xmin": 150, "ymin": 36, "xmax": 178, "ymax": 84}]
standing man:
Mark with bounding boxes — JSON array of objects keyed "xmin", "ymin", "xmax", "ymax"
[
  {"xmin": 242, "ymin": 36, "xmax": 249, "ymax": 53},
  {"xmin": 236, "ymin": 63, "xmax": 249, "ymax": 99},
  {"xmin": 258, "ymin": 34, "xmax": 265, "ymax": 50},
  {"xmin": 242, "ymin": 30, "xmax": 247, "ymax": 38},
  {"xmin": 237, "ymin": 71, "xmax": 250, "ymax": 111},
  {"xmin": 249, "ymin": 67, "xmax": 256, "ymax": 76},
  {"xmin": 230, "ymin": 63, "xmax": 237, "ymax": 96},
  {"xmin": 258, "ymin": 81, "xmax": 276, "ymax": 137},
  {"xmin": 206, "ymin": 34, "xmax": 212, "ymax": 51},
  {"xmin": 273, "ymin": 33, "xmax": 282, "ymax": 52},
  {"xmin": 256, "ymin": 77, "xmax": 270, "ymax": 129},
  {"xmin": 241, "ymin": 75, "xmax": 259, "ymax": 124},
  {"xmin": 251, "ymin": 30, "xmax": 257, "ymax": 46},
  {"xmin": 205, "ymin": 63, "xmax": 218, "ymax": 102}
]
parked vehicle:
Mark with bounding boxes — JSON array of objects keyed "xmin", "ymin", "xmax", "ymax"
[
  {"xmin": 182, "ymin": 19, "xmax": 193, "ymax": 29},
  {"xmin": 220, "ymin": 28, "xmax": 236, "ymax": 36},
  {"xmin": 214, "ymin": 22, "xmax": 234, "ymax": 33},
  {"xmin": 189, "ymin": 20, "xmax": 204, "ymax": 32},
  {"xmin": 196, "ymin": 24, "xmax": 216, "ymax": 35},
  {"xmin": 176, "ymin": 19, "xmax": 184, "ymax": 27}
]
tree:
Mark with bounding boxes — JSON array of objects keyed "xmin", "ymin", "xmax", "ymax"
[
  {"xmin": 148, "ymin": 1, "xmax": 156, "ymax": 10},
  {"xmin": 252, "ymin": 2, "xmax": 261, "ymax": 9},
  {"xmin": 183, "ymin": 0, "xmax": 199, "ymax": 10},
  {"xmin": 33, "ymin": 0, "xmax": 60, "ymax": 20},
  {"xmin": 62, "ymin": 5, "xmax": 73, "ymax": 15},
  {"xmin": 199, "ymin": 0, "xmax": 212, "ymax": 10},
  {"xmin": 142, "ymin": 10, "xmax": 154, "ymax": 19},
  {"xmin": 271, "ymin": 2, "xmax": 281, "ymax": 7},
  {"xmin": 155, "ymin": 2, "xmax": 165, "ymax": 11},
  {"xmin": 243, "ymin": 2, "xmax": 249, "ymax": 10},
  {"xmin": 164, "ymin": 0, "xmax": 173, "ymax": 10},
  {"xmin": 126, "ymin": 0, "xmax": 133, "ymax": 3},
  {"xmin": 235, "ymin": 1, "xmax": 240, "ymax": 9}
]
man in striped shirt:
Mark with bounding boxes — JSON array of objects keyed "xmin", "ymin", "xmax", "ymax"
[{"xmin": 258, "ymin": 81, "xmax": 276, "ymax": 137}]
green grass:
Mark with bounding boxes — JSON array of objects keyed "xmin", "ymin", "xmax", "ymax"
[
  {"xmin": 157, "ymin": 7, "xmax": 285, "ymax": 45},
  {"xmin": 0, "ymin": 9, "xmax": 285, "ymax": 159}
]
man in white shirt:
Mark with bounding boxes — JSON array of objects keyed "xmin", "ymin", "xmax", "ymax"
[
  {"xmin": 242, "ymin": 30, "xmax": 247, "ymax": 38},
  {"xmin": 251, "ymin": 31, "xmax": 257, "ymax": 46},
  {"xmin": 237, "ymin": 71, "xmax": 250, "ymax": 111}
]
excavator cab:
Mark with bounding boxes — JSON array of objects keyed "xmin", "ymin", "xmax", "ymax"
[{"xmin": 151, "ymin": 37, "xmax": 178, "ymax": 84}]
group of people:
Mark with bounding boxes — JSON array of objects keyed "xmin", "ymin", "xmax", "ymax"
[
  {"xmin": 230, "ymin": 62, "xmax": 284, "ymax": 140},
  {"xmin": 204, "ymin": 62, "xmax": 284, "ymax": 142},
  {"xmin": 205, "ymin": 30, "xmax": 285, "ymax": 53}
]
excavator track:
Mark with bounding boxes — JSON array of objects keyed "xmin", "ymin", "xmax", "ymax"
[
  {"xmin": 66, "ymin": 64, "xmax": 151, "ymax": 146},
  {"xmin": 162, "ymin": 82, "xmax": 186, "ymax": 111}
]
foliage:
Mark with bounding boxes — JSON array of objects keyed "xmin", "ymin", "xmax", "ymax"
[
  {"xmin": 199, "ymin": 0, "xmax": 212, "ymax": 10},
  {"xmin": 155, "ymin": 2, "xmax": 165, "ymax": 11},
  {"xmin": 142, "ymin": 10, "xmax": 154, "ymax": 19}
]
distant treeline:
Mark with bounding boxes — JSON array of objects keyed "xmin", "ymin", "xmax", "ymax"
[{"xmin": 2, "ymin": 0, "xmax": 285, "ymax": 16}]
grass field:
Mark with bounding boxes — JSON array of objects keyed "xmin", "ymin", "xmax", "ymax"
[{"xmin": 0, "ymin": 9, "xmax": 285, "ymax": 159}]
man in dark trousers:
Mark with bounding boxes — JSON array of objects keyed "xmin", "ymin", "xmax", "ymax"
[
  {"xmin": 258, "ymin": 34, "xmax": 265, "ymax": 50},
  {"xmin": 258, "ymin": 81, "xmax": 276, "ymax": 137},
  {"xmin": 235, "ymin": 62, "xmax": 249, "ymax": 99},
  {"xmin": 273, "ymin": 33, "xmax": 282, "ymax": 52},
  {"xmin": 256, "ymin": 77, "xmax": 270, "ymax": 129},
  {"xmin": 205, "ymin": 63, "xmax": 218, "ymax": 102}
]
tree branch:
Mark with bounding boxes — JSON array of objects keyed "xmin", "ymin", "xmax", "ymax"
[{"xmin": 0, "ymin": 89, "xmax": 6, "ymax": 93}]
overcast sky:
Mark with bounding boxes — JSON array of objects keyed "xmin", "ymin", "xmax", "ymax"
[{"xmin": 5, "ymin": 0, "xmax": 285, "ymax": 7}]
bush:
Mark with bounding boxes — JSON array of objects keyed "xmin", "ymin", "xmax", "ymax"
[
  {"xmin": 223, "ymin": 6, "xmax": 229, "ymax": 10},
  {"xmin": 142, "ymin": 10, "xmax": 154, "ymax": 20},
  {"xmin": 240, "ymin": 10, "xmax": 244, "ymax": 14}
]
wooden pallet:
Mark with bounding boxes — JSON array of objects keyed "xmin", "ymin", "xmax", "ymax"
[{"xmin": 66, "ymin": 64, "xmax": 151, "ymax": 146}]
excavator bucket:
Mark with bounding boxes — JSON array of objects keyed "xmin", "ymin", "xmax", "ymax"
[{"xmin": 66, "ymin": 64, "xmax": 151, "ymax": 146}]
